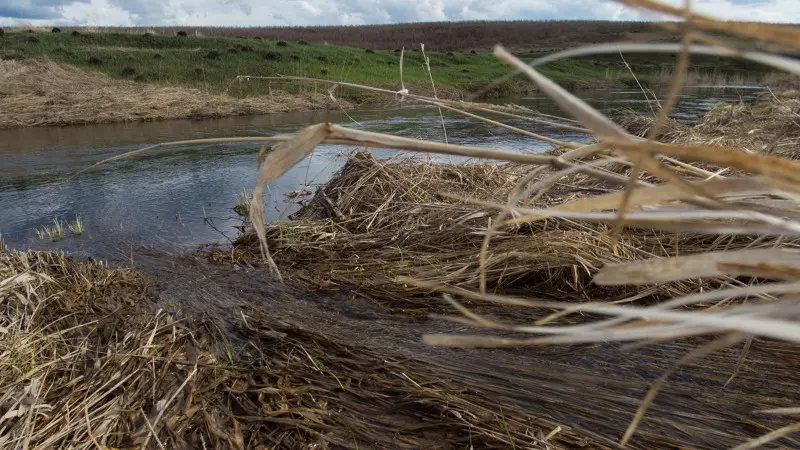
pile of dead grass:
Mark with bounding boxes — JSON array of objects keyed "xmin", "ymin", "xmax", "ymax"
[
  {"xmin": 1, "ymin": 248, "xmax": 602, "ymax": 449},
  {"xmin": 0, "ymin": 59, "xmax": 340, "ymax": 128},
  {"xmin": 618, "ymin": 95, "xmax": 800, "ymax": 159},
  {"xmin": 227, "ymin": 152, "xmax": 787, "ymax": 307}
]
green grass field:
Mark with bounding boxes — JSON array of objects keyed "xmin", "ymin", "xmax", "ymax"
[{"xmin": 0, "ymin": 29, "xmax": 776, "ymax": 100}]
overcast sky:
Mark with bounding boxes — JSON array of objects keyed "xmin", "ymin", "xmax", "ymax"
[{"xmin": 1, "ymin": 0, "xmax": 798, "ymax": 27}]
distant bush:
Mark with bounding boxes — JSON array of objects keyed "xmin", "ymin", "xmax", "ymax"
[
  {"xmin": 204, "ymin": 50, "xmax": 220, "ymax": 60},
  {"xmin": 386, "ymin": 61, "xmax": 394, "ymax": 65},
  {"xmin": 320, "ymin": 69, "xmax": 328, "ymax": 75},
  {"xmin": 290, "ymin": 55, "xmax": 300, "ymax": 61},
  {"xmin": 461, "ymin": 68, "xmax": 469, "ymax": 73},
  {"xmin": 25, "ymin": 29, "xmax": 34, "ymax": 33},
  {"xmin": 276, "ymin": 40, "xmax": 288, "ymax": 47},
  {"xmin": 317, "ymin": 55, "xmax": 328, "ymax": 62},
  {"xmin": 253, "ymin": 36, "xmax": 262, "ymax": 40},
  {"xmin": 153, "ymin": 53, "xmax": 162, "ymax": 59},
  {"xmin": 176, "ymin": 30, "xmax": 188, "ymax": 37},
  {"xmin": 51, "ymin": 27, "xmax": 61, "ymax": 33},
  {"xmin": 470, "ymin": 50, "xmax": 477, "ymax": 54},
  {"xmin": 88, "ymin": 56, "xmax": 102, "ymax": 65},
  {"xmin": 263, "ymin": 51, "xmax": 281, "ymax": 61},
  {"xmin": 298, "ymin": 40, "xmax": 309, "ymax": 45},
  {"xmin": 120, "ymin": 67, "xmax": 138, "ymax": 77},
  {"xmin": 365, "ymin": 49, "xmax": 375, "ymax": 53},
  {"xmin": 194, "ymin": 68, "xmax": 203, "ymax": 76},
  {"xmin": 228, "ymin": 48, "xmax": 239, "ymax": 54},
  {"xmin": 71, "ymin": 30, "xmax": 80, "ymax": 36},
  {"xmin": 25, "ymin": 36, "xmax": 40, "ymax": 44},
  {"xmin": 0, "ymin": 29, "xmax": 4, "ymax": 37},
  {"xmin": 447, "ymin": 52, "xmax": 454, "ymax": 56},
  {"xmin": 394, "ymin": 49, "xmax": 401, "ymax": 53}
]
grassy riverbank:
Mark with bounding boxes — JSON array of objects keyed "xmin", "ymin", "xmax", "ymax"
[{"xmin": 0, "ymin": 28, "xmax": 785, "ymax": 102}]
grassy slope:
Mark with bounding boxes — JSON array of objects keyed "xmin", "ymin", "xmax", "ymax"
[{"xmin": 0, "ymin": 30, "xmax": 776, "ymax": 100}]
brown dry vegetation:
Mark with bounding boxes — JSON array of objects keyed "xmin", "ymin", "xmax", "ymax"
[
  {"xmin": 229, "ymin": 152, "xmax": 776, "ymax": 306},
  {"xmin": 619, "ymin": 92, "xmax": 800, "ymax": 158},
  {"xmin": 0, "ymin": 59, "xmax": 340, "ymax": 128},
  {"xmin": 1, "ymin": 249, "xmax": 605, "ymax": 449}
]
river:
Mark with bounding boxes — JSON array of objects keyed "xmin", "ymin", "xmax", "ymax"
[{"xmin": 0, "ymin": 87, "xmax": 764, "ymax": 260}]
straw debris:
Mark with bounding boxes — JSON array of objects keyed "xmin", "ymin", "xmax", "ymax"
[
  {"xmin": 227, "ymin": 152, "xmax": 790, "ymax": 306},
  {"xmin": 618, "ymin": 94, "xmax": 800, "ymax": 159},
  {"xmin": 1, "ymin": 248, "xmax": 600, "ymax": 449}
]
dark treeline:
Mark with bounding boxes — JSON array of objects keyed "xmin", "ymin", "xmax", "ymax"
[{"xmin": 76, "ymin": 21, "xmax": 667, "ymax": 51}]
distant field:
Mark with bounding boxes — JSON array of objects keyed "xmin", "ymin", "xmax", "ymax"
[
  {"xmin": 20, "ymin": 21, "xmax": 669, "ymax": 52},
  {"xmin": 0, "ymin": 28, "xmax": 782, "ymax": 100}
]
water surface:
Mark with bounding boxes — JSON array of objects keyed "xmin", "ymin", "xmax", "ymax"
[{"xmin": 0, "ymin": 87, "xmax": 763, "ymax": 260}]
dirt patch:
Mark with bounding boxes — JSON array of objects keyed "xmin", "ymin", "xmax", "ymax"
[{"xmin": 0, "ymin": 59, "xmax": 343, "ymax": 128}]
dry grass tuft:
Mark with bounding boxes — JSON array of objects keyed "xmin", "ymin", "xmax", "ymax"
[
  {"xmin": 0, "ymin": 60, "xmax": 340, "ymax": 128},
  {"xmin": 619, "ymin": 96, "xmax": 800, "ymax": 158},
  {"xmin": 226, "ymin": 152, "xmax": 794, "ymax": 307}
]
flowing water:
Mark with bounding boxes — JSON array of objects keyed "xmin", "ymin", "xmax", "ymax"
[{"xmin": 0, "ymin": 87, "xmax": 764, "ymax": 260}]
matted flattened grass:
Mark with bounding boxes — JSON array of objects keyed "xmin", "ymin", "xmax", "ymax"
[{"xmin": 1, "ymin": 248, "xmax": 601, "ymax": 449}]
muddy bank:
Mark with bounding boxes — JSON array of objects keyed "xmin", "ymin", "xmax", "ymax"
[{"xmin": 0, "ymin": 60, "xmax": 346, "ymax": 128}]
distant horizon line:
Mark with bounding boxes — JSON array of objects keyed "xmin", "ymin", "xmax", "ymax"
[{"xmin": 3, "ymin": 19, "xmax": 797, "ymax": 29}]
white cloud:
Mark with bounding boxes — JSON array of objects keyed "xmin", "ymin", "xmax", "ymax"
[
  {"xmin": 60, "ymin": 0, "xmax": 137, "ymax": 26},
  {"xmin": 0, "ymin": 0, "xmax": 798, "ymax": 26}
]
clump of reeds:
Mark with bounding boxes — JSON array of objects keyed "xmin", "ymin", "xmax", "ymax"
[
  {"xmin": 67, "ymin": 216, "xmax": 83, "ymax": 234},
  {"xmin": 35, "ymin": 218, "xmax": 65, "ymax": 241},
  {"xmin": 233, "ymin": 188, "xmax": 251, "ymax": 216}
]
